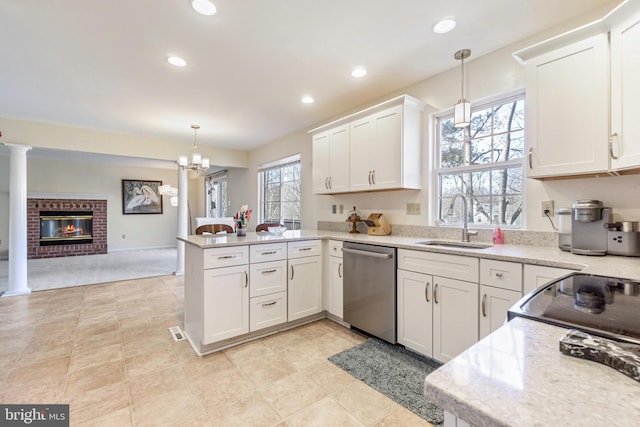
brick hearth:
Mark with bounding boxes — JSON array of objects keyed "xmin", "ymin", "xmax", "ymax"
[{"xmin": 27, "ymin": 198, "xmax": 108, "ymax": 259}]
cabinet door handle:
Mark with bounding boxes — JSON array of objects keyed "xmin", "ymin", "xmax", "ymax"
[
  {"xmin": 329, "ymin": 176, "xmax": 332, "ymax": 189},
  {"xmin": 371, "ymin": 170, "xmax": 375, "ymax": 185},
  {"xmin": 482, "ymin": 293, "xmax": 487, "ymax": 317},
  {"xmin": 528, "ymin": 147, "xmax": 533, "ymax": 169},
  {"xmin": 290, "ymin": 265, "xmax": 294, "ymax": 280},
  {"xmin": 261, "ymin": 301, "xmax": 277, "ymax": 307},
  {"xmin": 609, "ymin": 133, "xmax": 619, "ymax": 160},
  {"xmin": 325, "ymin": 177, "xmax": 329, "ymax": 189},
  {"xmin": 434, "ymin": 284, "xmax": 439, "ymax": 304},
  {"xmin": 261, "ymin": 250, "xmax": 277, "ymax": 255},
  {"xmin": 338, "ymin": 262, "xmax": 342, "ymax": 278},
  {"xmin": 261, "ymin": 269, "xmax": 277, "ymax": 274},
  {"xmin": 425, "ymin": 281, "xmax": 430, "ymax": 302},
  {"xmin": 368, "ymin": 171, "xmax": 372, "ymax": 185},
  {"xmin": 244, "ymin": 271, "xmax": 248, "ymax": 287}
]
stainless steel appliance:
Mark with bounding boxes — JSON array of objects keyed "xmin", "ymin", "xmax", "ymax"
[
  {"xmin": 342, "ymin": 242, "xmax": 397, "ymax": 343},
  {"xmin": 508, "ymin": 272, "xmax": 640, "ymax": 345},
  {"xmin": 571, "ymin": 199, "xmax": 611, "ymax": 256}
]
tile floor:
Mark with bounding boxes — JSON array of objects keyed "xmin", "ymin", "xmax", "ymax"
[{"xmin": 0, "ymin": 274, "xmax": 433, "ymax": 426}]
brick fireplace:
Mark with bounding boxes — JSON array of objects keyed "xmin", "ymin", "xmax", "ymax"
[{"xmin": 27, "ymin": 198, "xmax": 108, "ymax": 259}]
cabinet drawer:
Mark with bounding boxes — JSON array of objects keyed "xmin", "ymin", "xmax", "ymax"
[
  {"xmin": 480, "ymin": 259, "xmax": 523, "ymax": 292},
  {"xmin": 250, "ymin": 243, "xmax": 287, "ymax": 263},
  {"xmin": 328, "ymin": 240, "xmax": 343, "ymax": 258},
  {"xmin": 250, "ymin": 292, "xmax": 287, "ymax": 332},
  {"xmin": 250, "ymin": 260, "xmax": 287, "ymax": 298},
  {"xmin": 397, "ymin": 249, "xmax": 478, "ymax": 283},
  {"xmin": 203, "ymin": 246, "xmax": 249, "ymax": 269},
  {"xmin": 288, "ymin": 240, "xmax": 322, "ymax": 259}
]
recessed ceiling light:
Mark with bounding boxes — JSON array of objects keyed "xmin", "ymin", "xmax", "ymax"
[
  {"xmin": 192, "ymin": 0, "xmax": 217, "ymax": 16},
  {"xmin": 167, "ymin": 56, "xmax": 187, "ymax": 67},
  {"xmin": 351, "ymin": 68, "xmax": 367, "ymax": 78},
  {"xmin": 433, "ymin": 17, "xmax": 456, "ymax": 34},
  {"xmin": 301, "ymin": 96, "xmax": 314, "ymax": 104}
]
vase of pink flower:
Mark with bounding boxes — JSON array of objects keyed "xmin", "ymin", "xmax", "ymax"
[{"xmin": 234, "ymin": 205, "xmax": 252, "ymax": 237}]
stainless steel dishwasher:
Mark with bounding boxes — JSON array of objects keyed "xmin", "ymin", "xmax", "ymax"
[{"xmin": 342, "ymin": 242, "xmax": 397, "ymax": 343}]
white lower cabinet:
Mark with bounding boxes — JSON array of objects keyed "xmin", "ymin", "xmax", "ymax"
[
  {"xmin": 327, "ymin": 240, "xmax": 343, "ymax": 318},
  {"xmin": 249, "ymin": 243, "xmax": 288, "ymax": 332},
  {"xmin": 203, "ymin": 264, "xmax": 249, "ymax": 344},
  {"xmin": 478, "ymin": 259, "xmax": 523, "ymax": 340},
  {"xmin": 397, "ymin": 269, "xmax": 433, "ymax": 356},
  {"xmin": 479, "ymin": 285, "xmax": 521, "ymax": 340},
  {"xmin": 432, "ymin": 276, "xmax": 479, "ymax": 363},
  {"xmin": 397, "ymin": 249, "xmax": 479, "ymax": 363},
  {"xmin": 288, "ymin": 240, "xmax": 322, "ymax": 322},
  {"xmin": 523, "ymin": 264, "xmax": 576, "ymax": 295}
]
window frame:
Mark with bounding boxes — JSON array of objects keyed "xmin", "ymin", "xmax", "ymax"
[
  {"xmin": 431, "ymin": 90, "xmax": 526, "ymax": 229},
  {"xmin": 257, "ymin": 154, "xmax": 302, "ymax": 230}
]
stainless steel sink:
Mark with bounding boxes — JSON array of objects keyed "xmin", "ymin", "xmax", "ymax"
[{"xmin": 414, "ymin": 240, "xmax": 493, "ymax": 249}]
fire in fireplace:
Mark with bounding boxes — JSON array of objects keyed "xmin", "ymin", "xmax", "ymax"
[{"xmin": 39, "ymin": 211, "xmax": 94, "ymax": 246}]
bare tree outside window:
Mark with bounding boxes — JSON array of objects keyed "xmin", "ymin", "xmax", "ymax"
[
  {"xmin": 260, "ymin": 159, "xmax": 301, "ymax": 229},
  {"xmin": 437, "ymin": 93, "xmax": 525, "ymax": 228}
]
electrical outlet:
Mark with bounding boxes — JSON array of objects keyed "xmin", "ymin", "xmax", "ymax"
[
  {"xmin": 339, "ymin": 205, "xmax": 344, "ymax": 214},
  {"xmin": 332, "ymin": 205, "xmax": 337, "ymax": 214},
  {"xmin": 541, "ymin": 200, "xmax": 554, "ymax": 217},
  {"xmin": 122, "ymin": 234, "xmax": 126, "ymax": 239},
  {"xmin": 406, "ymin": 202, "xmax": 421, "ymax": 215}
]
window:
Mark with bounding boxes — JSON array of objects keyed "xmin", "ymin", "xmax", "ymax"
[
  {"xmin": 205, "ymin": 171, "xmax": 228, "ymax": 218},
  {"xmin": 258, "ymin": 154, "xmax": 301, "ymax": 229},
  {"xmin": 435, "ymin": 92, "xmax": 525, "ymax": 228}
]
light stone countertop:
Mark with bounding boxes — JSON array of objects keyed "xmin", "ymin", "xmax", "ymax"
[
  {"xmin": 179, "ymin": 229, "xmax": 640, "ymax": 280},
  {"xmin": 423, "ymin": 317, "xmax": 640, "ymax": 427}
]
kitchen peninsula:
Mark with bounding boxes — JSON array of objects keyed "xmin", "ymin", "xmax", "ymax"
[{"xmin": 180, "ymin": 229, "xmax": 640, "ymax": 354}]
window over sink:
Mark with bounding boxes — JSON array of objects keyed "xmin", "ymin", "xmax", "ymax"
[
  {"xmin": 258, "ymin": 154, "xmax": 301, "ymax": 229},
  {"xmin": 434, "ymin": 91, "xmax": 525, "ymax": 228}
]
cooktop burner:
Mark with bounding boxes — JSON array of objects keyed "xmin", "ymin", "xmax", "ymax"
[{"xmin": 508, "ymin": 273, "xmax": 640, "ymax": 345}]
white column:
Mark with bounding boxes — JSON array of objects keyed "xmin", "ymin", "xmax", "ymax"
[
  {"xmin": 175, "ymin": 167, "xmax": 188, "ymax": 275},
  {"xmin": 2, "ymin": 143, "xmax": 32, "ymax": 297}
]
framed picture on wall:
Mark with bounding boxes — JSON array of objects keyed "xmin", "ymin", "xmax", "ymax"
[{"xmin": 122, "ymin": 179, "xmax": 163, "ymax": 215}]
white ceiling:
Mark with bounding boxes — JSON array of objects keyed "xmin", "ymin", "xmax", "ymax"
[{"xmin": 0, "ymin": 0, "xmax": 616, "ymax": 152}]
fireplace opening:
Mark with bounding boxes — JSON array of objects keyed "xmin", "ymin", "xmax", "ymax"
[{"xmin": 40, "ymin": 211, "xmax": 94, "ymax": 246}]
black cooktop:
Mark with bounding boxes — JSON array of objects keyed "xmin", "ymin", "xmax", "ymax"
[{"xmin": 508, "ymin": 273, "xmax": 640, "ymax": 345}]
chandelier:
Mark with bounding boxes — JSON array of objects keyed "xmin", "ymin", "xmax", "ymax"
[{"xmin": 178, "ymin": 124, "xmax": 210, "ymax": 171}]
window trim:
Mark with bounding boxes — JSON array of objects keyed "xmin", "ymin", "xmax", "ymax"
[
  {"xmin": 257, "ymin": 153, "xmax": 302, "ymax": 229},
  {"xmin": 430, "ymin": 89, "xmax": 526, "ymax": 229}
]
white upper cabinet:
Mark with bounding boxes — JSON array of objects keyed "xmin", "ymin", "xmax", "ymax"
[
  {"xmin": 519, "ymin": 34, "xmax": 609, "ymax": 178},
  {"xmin": 514, "ymin": 0, "xmax": 640, "ymax": 178},
  {"xmin": 610, "ymin": 7, "xmax": 640, "ymax": 170},
  {"xmin": 309, "ymin": 95, "xmax": 424, "ymax": 193},
  {"xmin": 311, "ymin": 124, "xmax": 350, "ymax": 194}
]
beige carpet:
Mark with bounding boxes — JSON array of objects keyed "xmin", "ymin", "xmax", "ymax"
[{"xmin": 0, "ymin": 247, "xmax": 177, "ymax": 292}]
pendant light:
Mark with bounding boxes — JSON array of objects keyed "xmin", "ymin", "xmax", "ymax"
[
  {"xmin": 178, "ymin": 125, "xmax": 210, "ymax": 171},
  {"xmin": 453, "ymin": 49, "xmax": 471, "ymax": 128}
]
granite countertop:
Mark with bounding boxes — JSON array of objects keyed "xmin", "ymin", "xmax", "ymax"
[
  {"xmin": 423, "ymin": 317, "xmax": 640, "ymax": 426},
  {"xmin": 179, "ymin": 229, "xmax": 640, "ymax": 280}
]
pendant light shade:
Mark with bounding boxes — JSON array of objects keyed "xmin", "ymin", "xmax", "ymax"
[{"xmin": 453, "ymin": 49, "xmax": 471, "ymax": 128}]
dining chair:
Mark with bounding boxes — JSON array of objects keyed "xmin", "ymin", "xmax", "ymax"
[
  {"xmin": 195, "ymin": 224, "xmax": 234, "ymax": 235},
  {"xmin": 255, "ymin": 223, "xmax": 282, "ymax": 232}
]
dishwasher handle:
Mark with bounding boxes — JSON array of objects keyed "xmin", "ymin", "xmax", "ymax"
[{"xmin": 341, "ymin": 247, "xmax": 393, "ymax": 259}]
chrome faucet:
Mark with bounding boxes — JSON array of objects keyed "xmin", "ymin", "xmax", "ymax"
[{"xmin": 448, "ymin": 193, "xmax": 478, "ymax": 242}]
